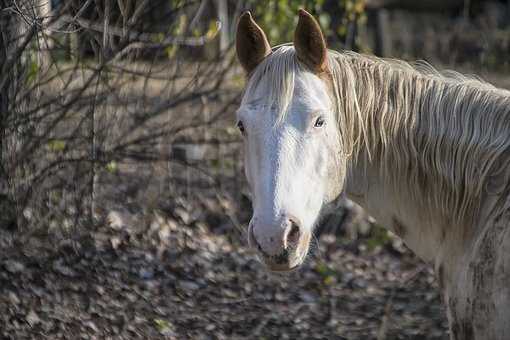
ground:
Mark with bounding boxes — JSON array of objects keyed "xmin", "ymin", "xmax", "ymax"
[{"xmin": 0, "ymin": 207, "xmax": 448, "ymax": 340}]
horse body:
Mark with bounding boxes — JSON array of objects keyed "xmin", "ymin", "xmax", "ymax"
[
  {"xmin": 344, "ymin": 81, "xmax": 510, "ymax": 339},
  {"xmin": 444, "ymin": 201, "xmax": 510, "ymax": 339},
  {"xmin": 236, "ymin": 9, "xmax": 510, "ymax": 339},
  {"xmin": 337, "ymin": 53, "xmax": 510, "ymax": 339}
]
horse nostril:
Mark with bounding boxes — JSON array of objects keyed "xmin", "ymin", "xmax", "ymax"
[
  {"xmin": 249, "ymin": 225, "xmax": 263, "ymax": 252},
  {"xmin": 249, "ymin": 216, "xmax": 302, "ymax": 259},
  {"xmin": 285, "ymin": 219, "xmax": 301, "ymax": 246}
]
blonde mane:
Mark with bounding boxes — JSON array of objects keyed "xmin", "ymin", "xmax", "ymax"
[{"xmin": 244, "ymin": 45, "xmax": 510, "ymax": 228}]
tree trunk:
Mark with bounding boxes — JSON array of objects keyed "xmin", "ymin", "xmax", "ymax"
[
  {"xmin": 0, "ymin": 0, "xmax": 34, "ymax": 229},
  {"xmin": 37, "ymin": 0, "xmax": 53, "ymax": 72}
]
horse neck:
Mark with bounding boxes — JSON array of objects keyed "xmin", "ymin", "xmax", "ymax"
[{"xmin": 335, "ymin": 55, "xmax": 510, "ymax": 263}]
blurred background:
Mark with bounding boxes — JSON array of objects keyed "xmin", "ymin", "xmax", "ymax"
[{"xmin": 0, "ymin": 0, "xmax": 509, "ymax": 339}]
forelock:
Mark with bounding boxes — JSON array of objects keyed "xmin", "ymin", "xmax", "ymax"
[{"xmin": 241, "ymin": 46, "xmax": 301, "ymax": 124}]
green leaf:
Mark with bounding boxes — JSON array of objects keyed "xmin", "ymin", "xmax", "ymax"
[
  {"xmin": 315, "ymin": 263, "xmax": 335, "ymax": 277},
  {"xmin": 27, "ymin": 59, "xmax": 39, "ymax": 84},
  {"xmin": 165, "ymin": 45, "xmax": 178, "ymax": 59},
  {"xmin": 365, "ymin": 225, "xmax": 392, "ymax": 251},
  {"xmin": 210, "ymin": 159, "xmax": 220, "ymax": 169},
  {"xmin": 47, "ymin": 139, "xmax": 66, "ymax": 152},
  {"xmin": 105, "ymin": 161, "xmax": 118, "ymax": 173},
  {"xmin": 153, "ymin": 318, "xmax": 174, "ymax": 334},
  {"xmin": 205, "ymin": 21, "xmax": 219, "ymax": 40},
  {"xmin": 323, "ymin": 275, "xmax": 335, "ymax": 285}
]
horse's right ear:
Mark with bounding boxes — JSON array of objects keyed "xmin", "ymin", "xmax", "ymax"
[{"xmin": 236, "ymin": 11, "xmax": 271, "ymax": 74}]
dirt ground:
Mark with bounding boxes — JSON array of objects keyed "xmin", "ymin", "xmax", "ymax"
[
  {"xmin": 13, "ymin": 53, "xmax": 510, "ymax": 340},
  {"xmin": 0, "ymin": 201, "xmax": 448, "ymax": 340}
]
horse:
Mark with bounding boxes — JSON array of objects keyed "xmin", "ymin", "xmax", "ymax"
[{"xmin": 235, "ymin": 9, "xmax": 510, "ymax": 340}]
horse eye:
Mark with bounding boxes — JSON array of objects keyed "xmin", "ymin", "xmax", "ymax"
[
  {"xmin": 314, "ymin": 116, "xmax": 325, "ymax": 128},
  {"xmin": 237, "ymin": 121, "xmax": 245, "ymax": 134}
]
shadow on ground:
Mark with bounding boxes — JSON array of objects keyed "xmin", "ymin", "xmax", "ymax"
[{"xmin": 0, "ymin": 210, "xmax": 448, "ymax": 340}]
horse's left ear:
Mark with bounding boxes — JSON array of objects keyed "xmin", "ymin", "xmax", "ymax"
[{"xmin": 294, "ymin": 9, "xmax": 328, "ymax": 73}]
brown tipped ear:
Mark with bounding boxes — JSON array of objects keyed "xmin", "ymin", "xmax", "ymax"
[
  {"xmin": 236, "ymin": 11, "xmax": 271, "ymax": 74},
  {"xmin": 294, "ymin": 9, "xmax": 328, "ymax": 73}
]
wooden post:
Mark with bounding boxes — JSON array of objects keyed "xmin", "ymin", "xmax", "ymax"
[
  {"xmin": 368, "ymin": 8, "xmax": 392, "ymax": 57},
  {"xmin": 215, "ymin": 0, "xmax": 229, "ymax": 53},
  {"xmin": 463, "ymin": 0, "xmax": 471, "ymax": 22},
  {"xmin": 507, "ymin": 0, "xmax": 510, "ymax": 25}
]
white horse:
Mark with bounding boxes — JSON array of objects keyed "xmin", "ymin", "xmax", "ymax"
[{"xmin": 235, "ymin": 9, "xmax": 510, "ymax": 340}]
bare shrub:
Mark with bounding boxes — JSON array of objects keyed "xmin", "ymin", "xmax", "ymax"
[{"xmin": 0, "ymin": 0, "xmax": 244, "ymax": 237}]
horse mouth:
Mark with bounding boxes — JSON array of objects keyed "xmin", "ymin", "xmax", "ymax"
[
  {"xmin": 256, "ymin": 252, "xmax": 303, "ymax": 272},
  {"xmin": 259, "ymin": 245, "xmax": 309, "ymax": 272},
  {"xmin": 266, "ymin": 262, "xmax": 301, "ymax": 272}
]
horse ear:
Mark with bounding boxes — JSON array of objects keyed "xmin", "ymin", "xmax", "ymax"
[
  {"xmin": 294, "ymin": 9, "xmax": 328, "ymax": 73},
  {"xmin": 236, "ymin": 11, "xmax": 271, "ymax": 74}
]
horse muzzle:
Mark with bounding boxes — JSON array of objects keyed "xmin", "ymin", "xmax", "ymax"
[{"xmin": 248, "ymin": 215, "xmax": 310, "ymax": 271}]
